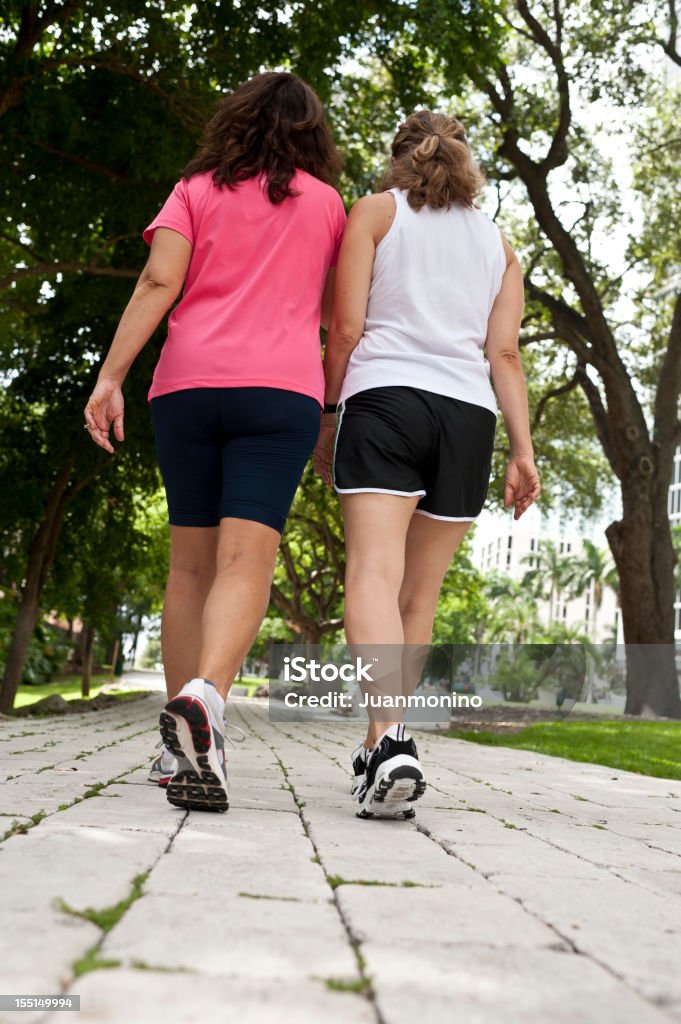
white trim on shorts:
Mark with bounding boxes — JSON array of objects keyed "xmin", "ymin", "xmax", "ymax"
[
  {"xmin": 335, "ymin": 487, "xmax": 427, "ymax": 497},
  {"xmin": 414, "ymin": 509, "xmax": 477, "ymax": 522}
]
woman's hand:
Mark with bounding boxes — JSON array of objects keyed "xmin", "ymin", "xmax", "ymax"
[
  {"xmin": 84, "ymin": 377, "xmax": 125, "ymax": 454},
  {"xmin": 504, "ymin": 454, "xmax": 540, "ymax": 520},
  {"xmin": 314, "ymin": 420, "xmax": 337, "ymax": 486}
]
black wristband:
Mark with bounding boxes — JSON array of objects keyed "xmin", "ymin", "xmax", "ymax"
[{"xmin": 323, "ymin": 403, "xmax": 338, "ymax": 414}]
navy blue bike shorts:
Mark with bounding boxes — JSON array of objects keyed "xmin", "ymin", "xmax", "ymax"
[{"xmin": 151, "ymin": 387, "xmax": 320, "ymax": 533}]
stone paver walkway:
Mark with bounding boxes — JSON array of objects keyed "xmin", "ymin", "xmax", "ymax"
[{"xmin": 1, "ymin": 688, "xmax": 681, "ymax": 1024}]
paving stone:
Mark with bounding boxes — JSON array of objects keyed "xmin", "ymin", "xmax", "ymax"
[
  {"xmin": 0, "ymin": 824, "xmax": 169, "ymax": 911},
  {"xmin": 614, "ymin": 866, "xmax": 681, "ymax": 897},
  {"xmin": 48, "ymin": 784, "xmax": 184, "ymax": 836},
  {"xmin": 145, "ymin": 821, "xmax": 330, "ymax": 902},
  {"xmin": 363, "ymin": 945, "xmax": 672, "ymax": 1024},
  {"xmin": 337, "ymin": 884, "xmax": 563, "ymax": 949},
  {"xmin": 490, "ymin": 872, "xmax": 681, "ymax": 1004},
  {"xmin": 43, "ymin": 970, "xmax": 375, "ymax": 1024},
  {"xmin": 0, "ymin": 910, "xmax": 99, "ymax": 1001},
  {"xmin": 307, "ymin": 818, "xmax": 484, "ymax": 887},
  {"xmin": 102, "ymin": 893, "xmax": 357, "ymax": 981}
]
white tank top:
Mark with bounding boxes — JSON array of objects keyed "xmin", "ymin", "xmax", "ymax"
[{"xmin": 339, "ymin": 188, "xmax": 505, "ymax": 415}]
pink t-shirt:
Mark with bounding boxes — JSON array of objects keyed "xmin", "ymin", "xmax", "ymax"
[{"xmin": 143, "ymin": 170, "xmax": 346, "ymax": 404}]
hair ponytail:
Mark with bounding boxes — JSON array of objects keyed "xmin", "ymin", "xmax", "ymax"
[{"xmin": 382, "ymin": 110, "xmax": 484, "ymax": 211}]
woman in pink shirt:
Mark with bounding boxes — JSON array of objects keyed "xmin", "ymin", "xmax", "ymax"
[{"xmin": 84, "ymin": 72, "xmax": 345, "ymax": 812}]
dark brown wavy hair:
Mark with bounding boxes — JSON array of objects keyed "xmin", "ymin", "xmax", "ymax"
[
  {"xmin": 382, "ymin": 110, "xmax": 484, "ymax": 211},
  {"xmin": 183, "ymin": 72, "xmax": 342, "ymax": 204}
]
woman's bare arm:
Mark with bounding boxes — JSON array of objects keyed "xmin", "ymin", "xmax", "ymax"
[
  {"xmin": 314, "ymin": 193, "xmax": 394, "ymax": 483},
  {"xmin": 486, "ymin": 234, "xmax": 541, "ymax": 518},
  {"xmin": 84, "ymin": 227, "xmax": 192, "ymax": 452},
  {"xmin": 98, "ymin": 228, "xmax": 192, "ymax": 385}
]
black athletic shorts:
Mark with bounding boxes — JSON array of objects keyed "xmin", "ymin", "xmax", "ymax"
[
  {"xmin": 333, "ymin": 386, "xmax": 496, "ymax": 521},
  {"xmin": 151, "ymin": 387, "xmax": 320, "ymax": 533}
]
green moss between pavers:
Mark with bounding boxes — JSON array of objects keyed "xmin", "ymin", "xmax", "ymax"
[
  {"xmin": 238, "ymin": 892, "xmax": 302, "ymax": 902},
  {"xmin": 326, "ymin": 875, "xmax": 437, "ymax": 889},
  {"xmin": 131, "ymin": 961, "xmax": 194, "ymax": 974},
  {"xmin": 444, "ymin": 720, "xmax": 681, "ymax": 781},
  {"xmin": 56, "ymin": 872, "xmax": 148, "ymax": 932},
  {"xmin": 325, "ymin": 978, "xmax": 371, "ymax": 994},
  {"xmin": 73, "ymin": 952, "xmax": 121, "ymax": 978}
]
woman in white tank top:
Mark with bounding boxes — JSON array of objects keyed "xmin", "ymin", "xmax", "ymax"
[{"xmin": 314, "ymin": 110, "xmax": 540, "ymax": 821}]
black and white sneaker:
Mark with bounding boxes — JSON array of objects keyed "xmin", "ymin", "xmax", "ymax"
[
  {"xmin": 350, "ymin": 743, "xmax": 369, "ymax": 800},
  {"xmin": 356, "ymin": 724, "xmax": 426, "ymax": 820},
  {"xmin": 160, "ymin": 678, "xmax": 229, "ymax": 813}
]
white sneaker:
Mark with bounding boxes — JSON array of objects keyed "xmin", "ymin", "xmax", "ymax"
[
  {"xmin": 356, "ymin": 724, "xmax": 426, "ymax": 820},
  {"xmin": 160, "ymin": 678, "xmax": 229, "ymax": 812},
  {"xmin": 148, "ymin": 740, "xmax": 177, "ymax": 788}
]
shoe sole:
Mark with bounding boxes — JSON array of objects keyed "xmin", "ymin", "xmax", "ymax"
[
  {"xmin": 147, "ymin": 775, "xmax": 172, "ymax": 788},
  {"xmin": 159, "ymin": 696, "xmax": 229, "ymax": 813},
  {"xmin": 357, "ymin": 761, "xmax": 426, "ymax": 820}
]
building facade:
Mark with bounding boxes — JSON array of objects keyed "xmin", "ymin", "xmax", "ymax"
[{"xmin": 471, "ymin": 506, "xmax": 621, "ymax": 644}]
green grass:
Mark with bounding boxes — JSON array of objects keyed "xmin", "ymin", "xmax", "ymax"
[
  {"xmin": 231, "ymin": 675, "xmax": 269, "ymax": 697},
  {"xmin": 14, "ymin": 673, "xmax": 114, "ymax": 708},
  {"xmin": 445, "ymin": 720, "xmax": 681, "ymax": 781}
]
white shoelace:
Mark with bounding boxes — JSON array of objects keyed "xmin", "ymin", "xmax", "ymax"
[
  {"xmin": 223, "ymin": 721, "xmax": 246, "ymax": 749},
  {"xmin": 155, "ymin": 719, "xmax": 246, "ymax": 752}
]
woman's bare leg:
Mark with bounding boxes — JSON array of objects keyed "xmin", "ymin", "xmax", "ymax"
[
  {"xmin": 197, "ymin": 517, "xmax": 281, "ymax": 698},
  {"xmin": 162, "ymin": 526, "xmax": 219, "ymax": 700},
  {"xmin": 400, "ymin": 514, "xmax": 472, "ymax": 644},
  {"xmin": 398, "ymin": 514, "xmax": 472, "ymax": 698},
  {"xmin": 340, "ymin": 492, "xmax": 420, "ymax": 745}
]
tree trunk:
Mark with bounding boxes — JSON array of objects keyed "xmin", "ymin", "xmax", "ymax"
[
  {"xmin": 110, "ymin": 637, "xmax": 120, "ymax": 677},
  {"xmin": 0, "ymin": 463, "xmax": 73, "ymax": 715},
  {"xmin": 130, "ymin": 628, "xmax": 140, "ymax": 666},
  {"xmin": 606, "ymin": 481, "xmax": 681, "ymax": 718},
  {"xmin": 81, "ymin": 623, "xmax": 95, "ymax": 698}
]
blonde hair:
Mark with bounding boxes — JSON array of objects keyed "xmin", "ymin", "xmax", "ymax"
[{"xmin": 382, "ymin": 110, "xmax": 484, "ymax": 211}]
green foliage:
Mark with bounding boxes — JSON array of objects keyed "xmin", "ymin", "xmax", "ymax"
[
  {"xmin": 270, "ymin": 465, "xmax": 346, "ymax": 643},
  {"xmin": 487, "ymin": 648, "xmax": 543, "ymax": 703},
  {"xmin": 431, "ymin": 531, "xmax": 490, "ymax": 644},
  {"xmin": 0, "ymin": 601, "xmax": 71, "ymax": 685}
]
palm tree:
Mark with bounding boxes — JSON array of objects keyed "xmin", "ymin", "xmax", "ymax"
[
  {"xmin": 521, "ymin": 540, "xmax": 572, "ymax": 626},
  {"xmin": 484, "ymin": 575, "xmax": 541, "ymax": 644},
  {"xmin": 566, "ymin": 539, "xmax": 617, "ymax": 641}
]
